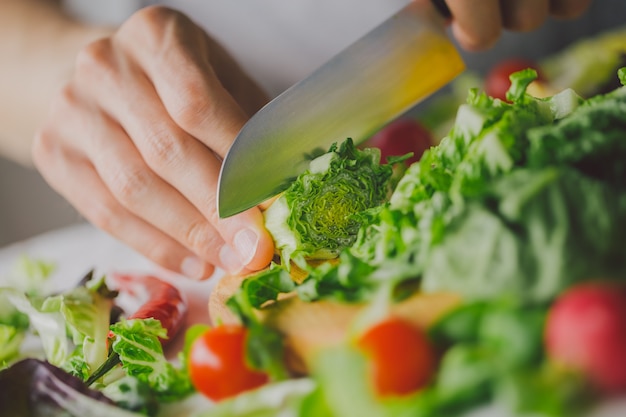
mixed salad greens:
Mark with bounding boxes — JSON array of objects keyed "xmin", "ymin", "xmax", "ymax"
[
  {"xmin": 217, "ymin": 67, "xmax": 626, "ymax": 417},
  {"xmin": 0, "ymin": 262, "xmax": 193, "ymax": 417}
]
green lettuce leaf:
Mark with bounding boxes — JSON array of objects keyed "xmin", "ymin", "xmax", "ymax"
[
  {"xmin": 264, "ymin": 138, "xmax": 394, "ymax": 265},
  {"xmin": 109, "ymin": 318, "xmax": 192, "ymax": 402},
  {"xmin": 347, "ymin": 68, "xmax": 626, "ymax": 304}
]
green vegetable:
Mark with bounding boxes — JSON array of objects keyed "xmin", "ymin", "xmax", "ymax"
[
  {"xmin": 100, "ymin": 376, "xmax": 159, "ymax": 416},
  {"xmin": 264, "ymin": 138, "xmax": 394, "ymax": 265},
  {"xmin": 2, "ymin": 288, "xmax": 73, "ymax": 366},
  {"xmin": 541, "ymin": 26, "xmax": 626, "ymax": 97},
  {"xmin": 8, "ymin": 254, "xmax": 56, "ymax": 297},
  {"xmin": 109, "ymin": 318, "xmax": 193, "ymax": 402},
  {"xmin": 226, "ymin": 263, "xmax": 294, "ymax": 380},
  {"xmin": 222, "ymin": 68, "xmax": 626, "ymax": 417},
  {"xmin": 0, "ymin": 323, "xmax": 25, "ymax": 365},
  {"xmin": 2, "ymin": 274, "xmax": 116, "ymax": 378},
  {"xmin": 347, "ymin": 68, "xmax": 626, "ymax": 304}
]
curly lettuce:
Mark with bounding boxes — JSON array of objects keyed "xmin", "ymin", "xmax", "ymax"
[
  {"xmin": 351, "ymin": 68, "xmax": 626, "ymax": 304},
  {"xmin": 264, "ymin": 138, "xmax": 395, "ymax": 265}
]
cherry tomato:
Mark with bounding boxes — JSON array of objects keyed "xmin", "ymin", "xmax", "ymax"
[
  {"xmin": 545, "ymin": 281, "xmax": 626, "ymax": 394},
  {"xmin": 189, "ymin": 325, "xmax": 269, "ymax": 401},
  {"xmin": 357, "ymin": 317, "xmax": 435, "ymax": 397},
  {"xmin": 484, "ymin": 58, "xmax": 544, "ymax": 101},
  {"xmin": 362, "ymin": 118, "xmax": 433, "ymax": 166}
]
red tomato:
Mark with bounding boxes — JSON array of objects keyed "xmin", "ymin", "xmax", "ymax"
[
  {"xmin": 189, "ymin": 325, "xmax": 269, "ymax": 401},
  {"xmin": 357, "ymin": 317, "xmax": 435, "ymax": 397},
  {"xmin": 110, "ymin": 273, "xmax": 188, "ymax": 345},
  {"xmin": 484, "ymin": 58, "xmax": 543, "ymax": 101},
  {"xmin": 362, "ymin": 118, "xmax": 433, "ymax": 166},
  {"xmin": 545, "ymin": 281, "xmax": 626, "ymax": 394}
]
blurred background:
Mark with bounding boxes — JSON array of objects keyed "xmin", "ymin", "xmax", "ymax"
[{"xmin": 1, "ymin": 0, "xmax": 624, "ymax": 247}]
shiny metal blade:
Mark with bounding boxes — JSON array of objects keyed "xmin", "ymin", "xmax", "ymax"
[{"xmin": 218, "ymin": 1, "xmax": 464, "ymax": 218}]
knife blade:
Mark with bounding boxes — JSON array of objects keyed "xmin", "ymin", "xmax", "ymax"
[{"xmin": 218, "ymin": 0, "xmax": 464, "ymax": 218}]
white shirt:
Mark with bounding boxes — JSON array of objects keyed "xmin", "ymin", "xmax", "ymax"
[{"xmin": 63, "ymin": 0, "xmax": 410, "ymax": 97}]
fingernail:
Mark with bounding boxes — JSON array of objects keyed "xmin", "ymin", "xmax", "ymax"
[
  {"xmin": 219, "ymin": 244, "xmax": 244, "ymax": 274},
  {"xmin": 181, "ymin": 256, "xmax": 206, "ymax": 280},
  {"xmin": 233, "ymin": 228, "xmax": 259, "ymax": 266}
]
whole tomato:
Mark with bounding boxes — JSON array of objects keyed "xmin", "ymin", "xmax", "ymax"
[
  {"xmin": 357, "ymin": 317, "xmax": 435, "ymax": 397},
  {"xmin": 484, "ymin": 58, "xmax": 544, "ymax": 101},
  {"xmin": 362, "ymin": 118, "xmax": 433, "ymax": 166},
  {"xmin": 189, "ymin": 325, "xmax": 269, "ymax": 401},
  {"xmin": 545, "ymin": 281, "xmax": 626, "ymax": 394}
]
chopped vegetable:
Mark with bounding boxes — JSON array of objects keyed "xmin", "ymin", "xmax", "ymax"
[
  {"xmin": 189, "ymin": 325, "xmax": 269, "ymax": 401},
  {"xmin": 347, "ymin": 68, "xmax": 626, "ymax": 304},
  {"xmin": 263, "ymin": 138, "xmax": 396, "ymax": 265},
  {"xmin": 108, "ymin": 318, "xmax": 193, "ymax": 402},
  {"xmin": 1, "ymin": 274, "xmax": 116, "ymax": 377},
  {"xmin": 484, "ymin": 58, "xmax": 544, "ymax": 101},
  {"xmin": 217, "ymin": 67, "xmax": 626, "ymax": 417}
]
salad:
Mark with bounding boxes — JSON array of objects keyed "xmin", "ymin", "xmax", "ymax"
[
  {"xmin": 0, "ymin": 258, "xmax": 194, "ymax": 417},
  {"xmin": 201, "ymin": 67, "xmax": 626, "ymax": 417},
  {"xmin": 1, "ymin": 39, "xmax": 626, "ymax": 417}
]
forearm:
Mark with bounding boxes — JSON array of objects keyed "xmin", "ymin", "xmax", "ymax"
[{"xmin": 0, "ymin": 0, "xmax": 114, "ymax": 166}]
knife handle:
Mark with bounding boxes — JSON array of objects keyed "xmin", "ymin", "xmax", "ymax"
[{"xmin": 431, "ymin": 0, "xmax": 452, "ymax": 19}]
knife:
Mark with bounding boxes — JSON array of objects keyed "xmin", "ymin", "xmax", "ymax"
[{"xmin": 218, "ymin": 0, "xmax": 464, "ymax": 218}]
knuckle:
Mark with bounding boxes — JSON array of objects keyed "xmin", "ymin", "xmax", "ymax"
[
  {"xmin": 75, "ymin": 38, "xmax": 115, "ymax": 81},
  {"xmin": 31, "ymin": 128, "xmax": 56, "ymax": 168},
  {"xmin": 107, "ymin": 165, "xmax": 153, "ymax": 205},
  {"xmin": 170, "ymin": 92, "xmax": 215, "ymax": 131},
  {"xmin": 87, "ymin": 198, "xmax": 122, "ymax": 234},
  {"xmin": 124, "ymin": 6, "xmax": 190, "ymax": 48},
  {"xmin": 455, "ymin": 24, "xmax": 501, "ymax": 51},
  {"xmin": 142, "ymin": 127, "xmax": 185, "ymax": 168}
]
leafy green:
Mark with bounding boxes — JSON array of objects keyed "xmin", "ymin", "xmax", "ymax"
[
  {"xmin": 342, "ymin": 68, "xmax": 626, "ymax": 304},
  {"xmin": 109, "ymin": 319, "xmax": 193, "ymax": 402},
  {"xmin": 0, "ymin": 275, "xmax": 117, "ymax": 382},
  {"xmin": 226, "ymin": 263, "xmax": 293, "ymax": 381},
  {"xmin": 211, "ymin": 68, "xmax": 626, "ymax": 417},
  {"xmin": 0, "ymin": 323, "xmax": 25, "ymax": 365},
  {"xmin": 100, "ymin": 376, "xmax": 159, "ymax": 417},
  {"xmin": 2, "ymin": 288, "xmax": 71, "ymax": 366},
  {"xmin": 0, "ymin": 296, "xmax": 29, "ymax": 365},
  {"xmin": 59, "ymin": 275, "xmax": 116, "ymax": 377},
  {"xmin": 540, "ymin": 26, "xmax": 626, "ymax": 97},
  {"xmin": 423, "ymin": 168, "xmax": 626, "ymax": 302},
  {"xmin": 8, "ymin": 254, "xmax": 56, "ymax": 297},
  {"xmin": 264, "ymin": 138, "xmax": 394, "ymax": 265}
]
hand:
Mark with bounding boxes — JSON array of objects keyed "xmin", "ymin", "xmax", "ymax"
[
  {"xmin": 436, "ymin": 0, "xmax": 593, "ymax": 51},
  {"xmin": 32, "ymin": 7, "xmax": 275, "ymax": 279}
]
